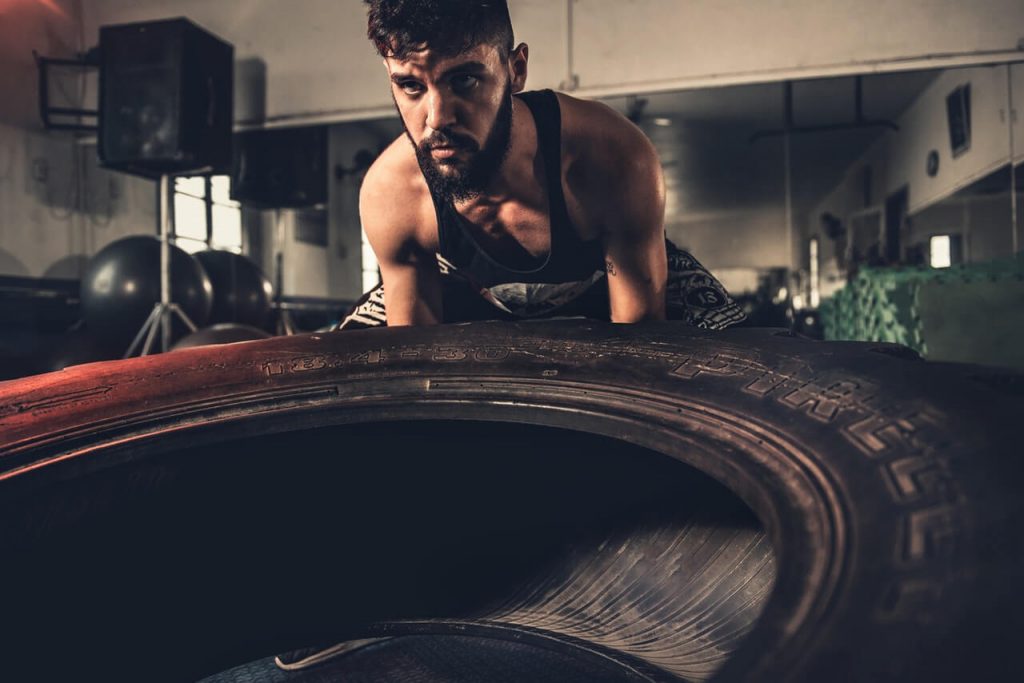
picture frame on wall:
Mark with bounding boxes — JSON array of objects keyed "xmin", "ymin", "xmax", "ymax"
[{"xmin": 946, "ymin": 83, "xmax": 971, "ymax": 158}]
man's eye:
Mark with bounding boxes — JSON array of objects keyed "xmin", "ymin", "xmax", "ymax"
[
  {"xmin": 451, "ymin": 75, "xmax": 479, "ymax": 93},
  {"xmin": 399, "ymin": 81, "xmax": 424, "ymax": 95}
]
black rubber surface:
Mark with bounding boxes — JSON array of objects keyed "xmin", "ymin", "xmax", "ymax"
[
  {"xmin": 0, "ymin": 422, "xmax": 772, "ymax": 682},
  {"xmin": 203, "ymin": 635, "xmax": 648, "ymax": 683},
  {"xmin": 1, "ymin": 321, "xmax": 1021, "ymax": 682}
]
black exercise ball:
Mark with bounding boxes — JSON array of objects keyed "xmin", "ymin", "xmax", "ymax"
[
  {"xmin": 171, "ymin": 323, "xmax": 273, "ymax": 351},
  {"xmin": 80, "ymin": 236, "xmax": 213, "ymax": 346},
  {"xmin": 193, "ymin": 250, "xmax": 274, "ymax": 329}
]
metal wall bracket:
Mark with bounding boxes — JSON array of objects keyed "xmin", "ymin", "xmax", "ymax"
[
  {"xmin": 559, "ymin": 73, "xmax": 580, "ymax": 92},
  {"xmin": 35, "ymin": 48, "xmax": 100, "ymax": 132}
]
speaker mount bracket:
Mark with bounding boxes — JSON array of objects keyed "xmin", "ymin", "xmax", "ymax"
[{"xmin": 34, "ymin": 49, "xmax": 100, "ymax": 132}]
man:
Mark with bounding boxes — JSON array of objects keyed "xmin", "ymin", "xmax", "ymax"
[
  {"xmin": 340, "ymin": 0, "xmax": 744, "ymax": 330},
  {"xmin": 274, "ymin": 8, "xmax": 745, "ymax": 669}
]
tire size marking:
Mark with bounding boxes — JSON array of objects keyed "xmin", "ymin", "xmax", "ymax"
[
  {"xmin": 432, "ymin": 346, "xmax": 467, "ymax": 361},
  {"xmin": 261, "ymin": 345, "xmax": 511, "ymax": 377},
  {"xmin": 0, "ymin": 386, "xmax": 113, "ymax": 419}
]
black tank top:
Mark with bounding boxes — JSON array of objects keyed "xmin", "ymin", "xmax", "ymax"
[{"xmin": 432, "ymin": 89, "xmax": 605, "ymax": 289}]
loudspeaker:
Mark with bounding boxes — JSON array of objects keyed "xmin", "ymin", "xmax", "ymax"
[
  {"xmin": 230, "ymin": 127, "xmax": 327, "ymax": 209},
  {"xmin": 99, "ymin": 18, "xmax": 233, "ymax": 176}
]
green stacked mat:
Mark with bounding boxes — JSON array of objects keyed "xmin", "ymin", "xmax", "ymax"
[{"xmin": 820, "ymin": 256, "xmax": 1024, "ymax": 368}]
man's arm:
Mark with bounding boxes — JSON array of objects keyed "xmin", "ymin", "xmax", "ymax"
[
  {"xmin": 602, "ymin": 150, "xmax": 668, "ymax": 322},
  {"xmin": 359, "ymin": 160, "xmax": 443, "ymax": 326},
  {"xmin": 572, "ymin": 99, "xmax": 667, "ymax": 322}
]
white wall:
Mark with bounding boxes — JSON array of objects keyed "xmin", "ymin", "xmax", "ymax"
[
  {"xmin": 83, "ymin": 0, "xmax": 391, "ymax": 125},
  {"xmin": 666, "ymin": 207, "xmax": 791, "ymax": 271},
  {"xmin": 82, "ymin": 0, "xmax": 1024, "ymax": 127},
  {"xmin": 0, "ymin": 0, "xmax": 160, "ymax": 279},
  {"xmin": 808, "ymin": 64, "xmax": 1022, "ymax": 268},
  {"xmin": 572, "ymin": 0, "xmax": 1024, "ymax": 95},
  {"xmin": 0, "ymin": 122, "xmax": 158, "ymax": 279},
  {"xmin": 1015, "ymin": 64, "xmax": 1024, "ymax": 164},
  {"xmin": 82, "ymin": 0, "xmax": 568, "ymax": 127},
  {"xmin": 893, "ymin": 66, "xmax": 1015, "ymax": 213}
]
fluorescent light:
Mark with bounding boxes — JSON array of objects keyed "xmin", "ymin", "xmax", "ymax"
[
  {"xmin": 653, "ymin": 118, "xmax": 673, "ymax": 127},
  {"xmin": 809, "ymin": 238, "xmax": 820, "ymax": 308}
]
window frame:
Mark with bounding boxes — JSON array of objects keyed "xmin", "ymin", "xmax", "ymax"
[{"xmin": 169, "ymin": 175, "xmax": 243, "ymax": 254}]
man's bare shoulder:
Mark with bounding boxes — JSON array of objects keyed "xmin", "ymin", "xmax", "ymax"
[
  {"xmin": 360, "ymin": 135, "xmax": 438, "ymax": 253},
  {"xmin": 554, "ymin": 92, "xmax": 654, "ymax": 163},
  {"xmin": 553, "ymin": 92, "xmax": 663, "ymax": 235}
]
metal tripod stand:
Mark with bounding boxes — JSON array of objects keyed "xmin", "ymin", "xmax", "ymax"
[
  {"xmin": 124, "ymin": 174, "xmax": 197, "ymax": 357},
  {"xmin": 272, "ymin": 208, "xmax": 296, "ymax": 336}
]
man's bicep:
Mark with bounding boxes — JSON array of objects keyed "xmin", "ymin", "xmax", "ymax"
[
  {"xmin": 367, "ymin": 228, "xmax": 442, "ymax": 327},
  {"xmin": 360, "ymin": 181, "xmax": 442, "ymax": 326},
  {"xmin": 601, "ymin": 126, "xmax": 668, "ymax": 322},
  {"xmin": 604, "ymin": 227, "xmax": 667, "ymax": 322},
  {"xmin": 377, "ymin": 257, "xmax": 442, "ymax": 326}
]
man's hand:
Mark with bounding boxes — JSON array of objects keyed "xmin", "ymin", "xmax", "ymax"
[{"xmin": 375, "ymin": 252, "xmax": 443, "ymax": 326}]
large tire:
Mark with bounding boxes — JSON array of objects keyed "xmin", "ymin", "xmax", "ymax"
[{"xmin": 0, "ymin": 321, "xmax": 1021, "ymax": 682}]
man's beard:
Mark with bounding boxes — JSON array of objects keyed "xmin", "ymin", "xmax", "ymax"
[{"xmin": 403, "ymin": 82, "xmax": 513, "ymax": 203}]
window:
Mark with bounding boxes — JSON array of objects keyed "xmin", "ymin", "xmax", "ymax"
[
  {"xmin": 809, "ymin": 237, "xmax": 820, "ymax": 309},
  {"xmin": 929, "ymin": 235, "xmax": 952, "ymax": 268},
  {"xmin": 361, "ymin": 227, "xmax": 380, "ymax": 292},
  {"xmin": 172, "ymin": 175, "xmax": 242, "ymax": 254}
]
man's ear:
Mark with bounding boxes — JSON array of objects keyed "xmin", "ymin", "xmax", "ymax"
[{"xmin": 509, "ymin": 43, "xmax": 528, "ymax": 93}]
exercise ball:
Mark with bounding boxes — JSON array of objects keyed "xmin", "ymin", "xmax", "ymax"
[
  {"xmin": 80, "ymin": 236, "xmax": 213, "ymax": 346},
  {"xmin": 193, "ymin": 250, "xmax": 274, "ymax": 329},
  {"xmin": 171, "ymin": 323, "xmax": 273, "ymax": 350}
]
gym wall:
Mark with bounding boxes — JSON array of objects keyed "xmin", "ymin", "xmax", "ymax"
[
  {"xmin": 807, "ymin": 64, "xmax": 1024, "ymax": 270},
  {"xmin": 0, "ymin": 0, "xmax": 159, "ymax": 280},
  {"xmin": 888, "ymin": 66, "xmax": 1023, "ymax": 215},
  {"xmin": 4, "ymin": 1, "xmax": 1022, "ymax": 289},
  {"xmin": 0, "ymin": 121, "xmax": 159, "ymax": 279},
  {"xmin": 665, "ymin": 206, "xmax": 792, "ymax": 272},
  {"xmin": 81, "ymin": 0, "xmax": 1024, "ymax": 127}
]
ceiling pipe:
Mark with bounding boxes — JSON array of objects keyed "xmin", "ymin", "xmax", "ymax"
[
  {"xmin": 1008, "ymin": 65, "xmax": 1019, "ymax": 255},
  {"xmin": 750, "ymin": 76, "xmax": 900, "ymax": 143},
  {"xmin": 558, "ymin": 0, "xmax": 579, "ymax": 91}
]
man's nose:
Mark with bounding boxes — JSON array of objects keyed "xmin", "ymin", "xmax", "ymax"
[{"xmin": 425, "ymin": 90, "xmax": 456, "ymax": 132}]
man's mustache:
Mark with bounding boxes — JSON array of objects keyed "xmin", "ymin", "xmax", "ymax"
[{"xmin": 421, "ymin": 129, "xmax": 478, "ymax": 152}]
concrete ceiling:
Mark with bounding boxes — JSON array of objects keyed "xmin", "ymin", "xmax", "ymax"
[
  {"xmin": 604, "ymin": 70, "xmax": 938, "ymax": 127},
  {"xmin": 603, "ymin": 70, "xmax": 940, "ymax": 215}
]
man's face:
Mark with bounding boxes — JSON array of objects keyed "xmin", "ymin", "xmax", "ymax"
[{"xmin": 385, "ymin": 43, "xmax": 515, "ymax": 201}]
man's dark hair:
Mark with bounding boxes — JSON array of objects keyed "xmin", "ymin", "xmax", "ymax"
[{"xmin": 365, "ymin": 0, "xmax": 514, "ymax": 61}]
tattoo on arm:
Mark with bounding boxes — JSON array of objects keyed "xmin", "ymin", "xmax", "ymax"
[{"xmin": 605, "ymin": 258, "xmax": 617, "ymax": 276}]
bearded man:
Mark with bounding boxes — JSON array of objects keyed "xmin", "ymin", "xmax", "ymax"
[{"xmin": 339, "ymin": 0, "xmax": 744, "ymax": 330}]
